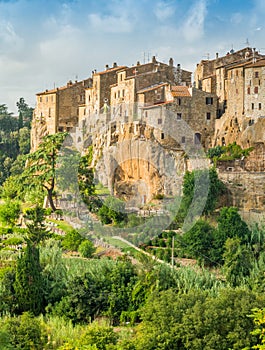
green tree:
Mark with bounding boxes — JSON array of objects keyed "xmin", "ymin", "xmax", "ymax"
[
  {"xmin": 0, "ymin": 267, "xmax": 17, "ymax": 315},
  {"xmin": 80, "ymin": 325, "xmax": 118, "ymax": 350},
  {"xmin": 175, "ymin": 168, "xmax": 225, "ymax": 227},
  {"xmin": 40, "ymin": 239, "xmax": 68, "ymax": 306},
  {"xmin": 250, "ymin": 308, "xmax": 265, "ymax": 350},
  {"xmin": 1, "ymin": 312, "xmax": 47, "ymax": 349},
  {"xmin": 107, "ymin": 257, "xmax": 137, "ymax": 324},
  {"xmin": 78, "ymin": 154, "xmax": 99, "ymax": 212},
  {"xmin": 53, "ymin": 272, "xmax": 109, "ymax": 323},
  {"xmin": 182, "ymin": 219, "xmax": 216, "ymax": 266},
  {"xmin": 0, "ymin": 200, "xmax": 20, "ymax": 226},
  {"xmin": 214, "ymin": 206, "xmax": 251, "ymax": 262},
  {"xmin": 16, "ymin": 97, "xmax": 34, "ymax": 128},
  {"xmin": 24, "ymin": 206, "xmax": 50, "ymax": 245},
  {"xmin": 22, "ymin": 132, "xmax": 68, "ymax": 211},
  {"xmin": 223, "ymin": 237, "xmax": 253, "ymax": 286},
  {"xmin": 62, "ymin": 229, "xmax": 84, "ymax": 251},
  {"xmin": 78, "ymin": 239, "xmax": 96, "ymax": 258},
  {"xmin": 0, "ymin": 175, "xmax": 24, "ymax": 199},
  {"xmin": 14, "ymin": 241, "xmax": 44, "ymax": 315},
  {"xmin": 181, "ymin": 288, "xmax": 264, "ymax": 350},
  {"xmin": 98, "ymin": 196, "xmax": 127, "ymax": 225},
  {"xmin": 18, "ymin": 127, "xmax": 31, "ymax": 154},
  {"xmin": 135, "ymin": 288, "xmax": 206, "ymax": 350}
]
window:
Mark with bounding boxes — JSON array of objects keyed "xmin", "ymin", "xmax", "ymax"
[
  {"xmin": 206, "ymin": 112, "xmax": 211, "ymax": 120},
  {"xmin": 259, "ymin": 103, "xmax": 262, "ymax": 110},
  {"xmin": 46, "ymin": 96, "xmax": 48, "ymax": 102},
  {"xmin": 247, "ymin": 87, "xmax": 250, "ymax": 94},
  {"xmin": 51, "ymin": 96, "xmax": 53, "ymax": 102},
  {"xmin": 40, "ymin": 97, "xmax": 42, "ymax": 102},
  {"xmin": 181, "ymin": 136, "xmax": 185, "ymax": 144},
  {"xmin": 254, "ymin": 86, "xmax": 259, "ymax": 94},
  {"xmin": 158, "ymin": 118, "xmax": 162, "ymax": 124},
  {"xmin": 236, "ymin": 70, "xmax": 238, "ymax": 77},
  {"xmin": 194, "ymin": 133, "xmax": 201, "ymax": 145},
  {"xmin": 48, "ymin": 108, "xmax": 51, "ymax": 117},
  {"xmin": 161, "ymin": 132, "xmax": 164, "ymax": 140},
  {"xmin": 255, "ymin": 71, "xmax": 259, "ymax": 78},
  {"xmin": 206, "ymin": 97, "xmax": 213, "ymax": 105},
  {"xmin": 178, "ymin": 98, "xmax": 181, "ymax": 105},
  {"xmin": 177, "ymin": 113, "xmax": 182, "ymax": 120},
  {"xmin": 236, "ymin": 89, "xmax": 238, "ymax": 94},
  {"xmin": 252, "ymin": 103, "xmax": 254, "ymax": 110}
]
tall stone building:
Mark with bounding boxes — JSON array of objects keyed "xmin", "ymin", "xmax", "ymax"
[
  {"xmin": 194, "ymin": 47, "xmax": 265, "ymax": 152},
  {"xmin": 138, "ymin": 85, "xmax": 217, "ymax": 149},
  {"xmin": 32, "ymin": 78, "xmax": 91, "ymax": 151}
]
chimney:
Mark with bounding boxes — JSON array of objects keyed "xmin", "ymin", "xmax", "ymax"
[
  {"xmin": 113, "ymin": 62, "xmax": 117, "ymax": 68},
  {"xmin": 169, "ymin": 57, "xmax": 174, "ymax": 67},
  {"xmin": 137, "ymin": 61, "xmax": 140, "ymax": 66},
  {"xmin": 177, "ymin": 63, "xmax": 181, "ymax": 70},
  {"xmin": 152, "ymin": 55, "xmax": 157, "ymax": 64},
  {"xmin": 216, "ymin": 52, "xmax": 219, "ymax": 59},
  {"xmin": 105, "ymin": 64, "xmax": 109, "ymax": 70}
]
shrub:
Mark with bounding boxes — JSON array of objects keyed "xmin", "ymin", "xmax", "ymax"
[{"xmin": 78, "ymin": 240, "xmax": 96, "ymax": 258}]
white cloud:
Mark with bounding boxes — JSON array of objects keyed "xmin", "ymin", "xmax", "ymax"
[
  {"xmin": 0, "ymin": 20, "xmax": 24, "ymax": 52},
  {"xmin": 182, "ymin": 0, "xmax": 207, "ymax": 42},
  {"xmin": 88, "ymin": 13, "xmax": 133, "ymax": 33},
  {"xmin": 230, "ymin": 12, "xmax": 243, "ymax": 25},
  {"xmin": 154, "ymin": 1, "xmax": 176, "ymax": 21}
]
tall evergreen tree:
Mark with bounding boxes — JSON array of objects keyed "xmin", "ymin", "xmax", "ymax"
[{"xmin": 14, "ymin": 241, "xmax": 44, "ymax": 315}]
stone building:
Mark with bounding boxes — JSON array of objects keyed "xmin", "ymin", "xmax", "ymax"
[
  {"xmin": 195, "ymin": 47, "xmax": 264, "ymax": 117},
  {"xmin": 194, "ymin": 47, "xmax": 265, "ymax": 152},
  {"xmin": 137, "ymin": 85, "xmax": 217, "ymax": 150},
  {"xmin": 79, "ymin": 63, "xmax": 127, "ymax": 121},
  {"xmin": 108, "ymin": 57, "xmax": 191, "ymax": 120},
  {"xmin": 32, "ymin": 78, "xmax": 91, "ymax": 150},
  {"xmin": 244, "ymin": 59, "xmax": 265, "ymax": 120}
]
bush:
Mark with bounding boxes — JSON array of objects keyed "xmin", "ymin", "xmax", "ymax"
[
  {"xmin": 80, "ymin": 325, "xmax": 118, "ymax": 350},
  {"xmin": 1, "ymin": 312, "xmax": 47, "ymax": 349},
  {"xmin": 78, "ymin": 240, "xmax": 96, "ymax": 258},
  {"xmin": 62, "ymin": 230, "xmax": 84, "ymax": 251},
  {"xmin": 0, "ymin": 200, "xmax": 20, "ymax": 226}
]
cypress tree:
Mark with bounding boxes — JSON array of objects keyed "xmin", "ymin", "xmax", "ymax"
[{"xmin": 14, "ymin": 241, "xmax": 44, "ymax": 315}]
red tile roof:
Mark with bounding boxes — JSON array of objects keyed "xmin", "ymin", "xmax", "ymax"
[{"xmin": 171, "ymin": 86, "xmax": 191, "ymax": 97}]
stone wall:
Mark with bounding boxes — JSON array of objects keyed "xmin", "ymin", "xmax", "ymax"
[{"xmin": 218, "ymin": 169, "xmax": 265, "ymax": 212}]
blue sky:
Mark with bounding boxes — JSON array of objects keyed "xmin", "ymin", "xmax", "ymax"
[{"xmin": 1, "ymin": 0, "xmax": 265, "ymax": 113}]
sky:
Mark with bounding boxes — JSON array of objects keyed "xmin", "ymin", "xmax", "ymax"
[{"xmin": 1, "ymin": 0, "xmax": 265, "ymax": 113}]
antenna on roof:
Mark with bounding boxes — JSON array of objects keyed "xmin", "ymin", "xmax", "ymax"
[{"xmin": 245, "ymin": 38, "xmax": 250, "ymax": 46}]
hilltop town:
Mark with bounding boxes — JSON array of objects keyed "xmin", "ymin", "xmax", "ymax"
[{"xmin": 31, "ymin": 47, "xmax": 265, "ymax": 215}]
